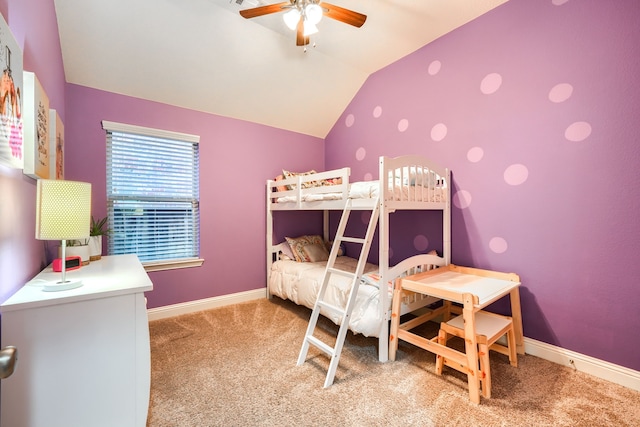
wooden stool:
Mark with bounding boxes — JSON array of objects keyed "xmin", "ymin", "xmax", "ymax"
[{"xmin": 436, "ymin": 310, "xmax": 517, "ymax": 398}]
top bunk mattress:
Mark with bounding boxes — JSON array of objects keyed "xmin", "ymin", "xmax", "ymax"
[
  {"xmin": 274, "ymin": 180, "xmax": 447, "ymax": 203},
  {"xmin": 268, "ymin": 155, "xmax": 449, "ymax": 208}
]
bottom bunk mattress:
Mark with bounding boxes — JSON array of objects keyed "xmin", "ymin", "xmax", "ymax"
[{"xmin": 269, "ymin": 256, "xmax": 389, "ymax": 338}]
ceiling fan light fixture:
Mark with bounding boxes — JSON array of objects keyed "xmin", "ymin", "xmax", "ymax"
[
  {"xmin": 303, "ymin": 21, "xmax": 318, "ymax": 37},
  {"xmin": 240, "ymin": 1, "xmax": 366, "ymax": 46},
  {"xmin": 305, "ymin": 3, "xmax": 323, "ymax": 25},
  {"xmin": 283, "ymin": 9, "xmax": 300, "ymax": 30}
]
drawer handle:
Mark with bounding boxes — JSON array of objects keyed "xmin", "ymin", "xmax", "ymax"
[{"xmin": 0, "ymin": 346, "xmax": 17, "ymax": 379}]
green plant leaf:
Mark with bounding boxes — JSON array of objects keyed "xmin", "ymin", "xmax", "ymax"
[{"xmin": 90, "ymin": 216, "xmax": 111, "ymax": 236}]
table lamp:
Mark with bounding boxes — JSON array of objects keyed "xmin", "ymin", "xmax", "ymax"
[{"xmin": 35, "ymin": 179, "xmax": 92, "ymax": 291}]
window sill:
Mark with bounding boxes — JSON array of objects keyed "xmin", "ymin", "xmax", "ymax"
[{"xmin": 143, "ymin": 258, "xmax": 204, "ymax": 272}]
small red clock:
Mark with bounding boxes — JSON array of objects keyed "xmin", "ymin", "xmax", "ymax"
[{"xmin": 52, "ymin": 256, "xmax": 82, "ymax": 272}]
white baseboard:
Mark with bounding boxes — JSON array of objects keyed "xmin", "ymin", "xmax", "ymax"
[
  {"xmin": 523, "ymin": 337, "xmax": 640, "ymax": 392},
  {"xmin": 147, "ymin": 288, "xmax": 266, "ymax": 321},
  {"xmin": 147, "ymin": 291, "xmax": 640, "ymax": 392}
]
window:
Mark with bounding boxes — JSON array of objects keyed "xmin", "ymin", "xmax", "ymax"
[{"xmin": 103, "ymin": 121, "xmax": 202, "ymax": 271}]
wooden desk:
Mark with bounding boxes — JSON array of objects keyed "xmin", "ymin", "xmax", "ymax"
[
  {"xmin": 389, "ymin": 264, "xmax": 523, "ymax": 403},
  {"xmin": 1, "ymin": 254, "xmax": 153, "ymax": 427}
]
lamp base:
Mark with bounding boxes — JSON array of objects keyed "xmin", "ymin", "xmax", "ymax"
[{"xmin": 43, "ymin": 279, "xmax": 83, "ymax": 292}]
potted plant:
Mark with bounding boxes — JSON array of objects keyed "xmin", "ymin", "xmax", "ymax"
[{"xmin": 88, "ymin": 216, "xmax": 110, "ymax": 261}]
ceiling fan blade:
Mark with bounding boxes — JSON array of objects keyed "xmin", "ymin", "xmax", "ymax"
[
  {"xmin": 296, "ymin": 16, "xmax": 309, "ymax": 46},
  {"xmin": 322, "ymin": 2, "xmax": 367, "ymax": 28},
  {"xmin": 239, "ymin": 2, "xmax": 290, "ymax": 19}
]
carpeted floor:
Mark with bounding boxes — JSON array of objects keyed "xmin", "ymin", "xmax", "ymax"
[{"xmin": 146, "ymin": 298, "xmax": 640, "ymax": 426}]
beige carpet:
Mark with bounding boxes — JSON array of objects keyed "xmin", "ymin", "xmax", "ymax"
[{"xmin": 146, "ymin": 298, "xmax": 640, "ymax": 426}]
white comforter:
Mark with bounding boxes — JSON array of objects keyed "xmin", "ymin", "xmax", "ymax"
[
  {"xmin": 276, "ymin": 180, "xmax": 446, "ymax": 203},
  {"xmin": 269, "ymin": 256, "xmax": 387, "ymax": 337}
]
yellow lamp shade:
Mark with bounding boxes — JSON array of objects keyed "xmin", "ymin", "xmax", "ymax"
[{"xmin": 35, "ymin": 180, "xmax": 92, "ymax": 241}]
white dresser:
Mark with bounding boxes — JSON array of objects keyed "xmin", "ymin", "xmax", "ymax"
[{"xmin": 0, "ymin": 254, "xmax": 153, "ymax": 427}]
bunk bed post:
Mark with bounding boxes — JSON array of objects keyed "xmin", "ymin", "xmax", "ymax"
[
  {"xmin": 378, "ymin": 157, "xmax": 390, "ymax": 363},
  {"xmin": 444, "ymin": 168, "xmax": 451, "ymax": 265},
  {"xmin": 266, "ymin": 180, "xmax": 274, "ymax": 299}
]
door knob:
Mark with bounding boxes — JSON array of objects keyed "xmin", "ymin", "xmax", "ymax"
[{"xmin": 0, "ymin": 346, "xmax": 17, "ymax": 379}]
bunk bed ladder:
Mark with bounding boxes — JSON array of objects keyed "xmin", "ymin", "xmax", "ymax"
[{"xmin": 297, "ymin": 198, "xmax": 380, "ymax": 387}]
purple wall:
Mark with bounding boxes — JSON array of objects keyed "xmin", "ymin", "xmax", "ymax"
[
  {"xmin": 63, "ymin": 84, "xmax": 324, "ymax": 308},
  {"xmin": 325, "ymin": 0, "xmax": 640, "ymax": 371},
  {"xmin": 0, "ymin": 0, "xmax": 66, "ymax": 303}
]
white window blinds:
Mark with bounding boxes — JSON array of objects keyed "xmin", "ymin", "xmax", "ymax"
[{"xmin": 103, "ymin": 121, "xmax": 200, "ymax": 263}]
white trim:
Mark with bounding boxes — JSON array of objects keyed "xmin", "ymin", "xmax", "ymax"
[
  {"xmin": 143, "ymin": 258, "xmax": 205, "ymax": 272},
  {"xmin": 146, "ymin": 288, "xmax": 266, "ymax": 321},
  {"xmin": 523, "ymin": 337, "xmax": 640, "ymax": 392},
  {"xmin": 101, "ymin": 120, "xmax": 200, "ymax": 143}
]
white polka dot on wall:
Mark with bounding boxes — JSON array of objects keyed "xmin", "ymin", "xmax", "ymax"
[
  {"xmin": 431, "ymin": 123, "xmax": 447, "ymax": 142},
  {"xmin": 552, "ymin": 0, "xmax": 570, "ymax": 6},
  {"xmin": 373, "ymin": 106, "xmax": 382, "ymax": 118},
  {"xmin": 453, "ymin": 190, "xmax": 472, "ymax": 209},
  {"xmin": 355, "ymin": 147, "xmax": 366, "ymax": 161},
  {"xmin": 480, "ymin": 73, "xmax": 503, "ymax": 95},
  {"xmin": 413, "ymin": 235, "xmax": 429, "ymax": 252},
  {"xmin": 489, "ymin": 237, "xmax": 508, "ymax": 254},
  {"xmin": 345, "ymin": 114, "xmax": 355, "ymax": 127},
  {"xmin": 504, "ymin": 164, "xmax": 529, "ymax": 186},
  {"xmin": 398, "ymin": 119, "xmax": 409, "ymax": 132},
  {"xmin": 565, "ymin": 121, "xmax": 592, "ymax": 142},
  {"xmin": 548, "ymin": 83, "xmax": 573, "ymax": 103},
  {"xmin": 467, "ymin": 147, "xmax": 484, "ymax": 163},
  {"xmin": 364, "ymin": 172, "xmax": 373, "ymax": 181},
  {"xmin": 428, "ymin": 60, "xmax": 441, "ymax": 76}
]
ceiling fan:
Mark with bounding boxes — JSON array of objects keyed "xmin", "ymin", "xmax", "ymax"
[{"xmin": 239, "ymin": 1, "xmax": 367, "ymax": 46}]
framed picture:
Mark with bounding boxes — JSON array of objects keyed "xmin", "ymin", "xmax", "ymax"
[
  {"xmin": 49, "ymin": 109, "xmax": 64, "ymax": 179},
  {"xmin": 0, "ymin": 12, "xmax": 24, "ymax": 169},
  {"xmin": 23, "ymin": 71, "xmax": 50, "ymax": 179}
]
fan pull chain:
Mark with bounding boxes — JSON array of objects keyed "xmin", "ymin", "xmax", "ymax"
[
  {"xmin": 303, "ymin": 41, "xmax": 317, "ymax": 53},
  {"xmin": 303, "ymin": 38, "xmax": 316, "ymax": 53}
]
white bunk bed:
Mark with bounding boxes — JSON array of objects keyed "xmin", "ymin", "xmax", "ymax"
[{"xmin": 266, "ymin": 155, "xmax": 451, "ymax": 362}]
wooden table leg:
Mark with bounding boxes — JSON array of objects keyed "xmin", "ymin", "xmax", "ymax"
[
  {"xmin": 462, "ymin": 293, "xmax": 481, "ymax": 404},
  {"xmin": 509, "ymin": 288, "xmax": 525, "ymax": 355},
  {"xmin": 389, "ymin": 287, "xmax": 403, "ymax": 361}
]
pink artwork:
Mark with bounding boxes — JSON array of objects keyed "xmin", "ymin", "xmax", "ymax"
[
  {"xmin": 0, "ymin": 13, "xmax": 24, "ymax": 170},
  {"xmin": 49, "ymin": 109, "xmax": 64, "ymax": 179},
  {"xmin": 22, "ymin": 71, "xmax": 50, "ymax": 179}
]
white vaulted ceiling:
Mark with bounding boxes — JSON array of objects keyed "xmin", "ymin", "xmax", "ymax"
[{"xmin": 53, "ymin": 0, "xmax": 507, "ymax": 138}]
